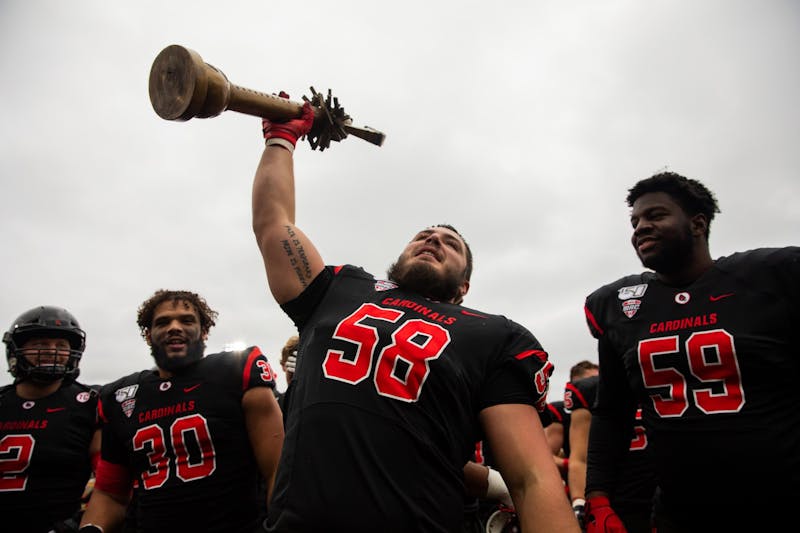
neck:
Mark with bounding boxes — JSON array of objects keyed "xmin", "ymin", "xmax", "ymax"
[
  {"xmin": 657, "ymin": 246, "xmax": 714, "ymax": 286},
  {"xmin": 16, "ymin": 379, "xmax": 62, "ymax": 400}
]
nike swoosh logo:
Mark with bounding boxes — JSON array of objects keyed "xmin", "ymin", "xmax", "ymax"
[
  {"xmin": 47, "ymin": 407, "xmax": 66, "ymax": 413},
  {"xmin": 461, "ymin": 310, "xmax": 487, "ymax": 318},
  {"xmin": 183, "ymin": 384, "xmax": 202, "ymax": 393},
  {"xmin": 709, "ymin": 293, "xmax": 734, "ymax": 302}
]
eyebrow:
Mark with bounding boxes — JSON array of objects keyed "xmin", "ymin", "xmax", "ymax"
[
  {"xmin": 153, "ymin": 313, "xmax": 197, "ymax": 323},
  {"xmin": 416, "ymin": 229, "xmax": 462, "ymax": 245},
  {"xmin": 631, "ymin": 205, "xmax": 669, "ymax": 218}
]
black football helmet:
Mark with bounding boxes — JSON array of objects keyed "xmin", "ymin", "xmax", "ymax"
[{"xmin": 3, "ymin": 306, "xmax": 86, "ymax": 384}]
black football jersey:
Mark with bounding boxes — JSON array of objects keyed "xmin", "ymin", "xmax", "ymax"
[
  {"xmin": 566, "ymin": 376, "xmax": 655, "ymax": 518},
  {"xmin": 564, "ymin": 375, "xmax": 597, "ymax": 413},
  {"xmin": 584, "ymin": 247, "xmax": 800, "ymax": 520},
  {"xmin": 98, "ymin": 348, "xmax": 276, "ymax": 533},
  {"xmin": 267, "ymin": 265, "xmax": 553, "ymax": 532},
  {"xmin": 546, "ymin": 400, "xmax": 571, "ymax": 456},
  {"xmin": 0, "ymin": 381, "xmax": 98, "ymax": 533}
]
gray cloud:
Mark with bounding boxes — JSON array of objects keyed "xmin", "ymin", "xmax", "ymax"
[{"xmin": 1, "ymin": 0, "xmax": 797, "ymax": 397}]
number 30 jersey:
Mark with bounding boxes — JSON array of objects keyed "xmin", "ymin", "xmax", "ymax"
[
  {"xmin": 268, "ymin": 265, "xmax": 553, "ymax": 533},
  {"xmin": 584, "ymin": 247, "xmax": 800, "ymax": 518},
  {"xmin": 98, "ymin": 348, "xmax": 276, "ymax": 533}
]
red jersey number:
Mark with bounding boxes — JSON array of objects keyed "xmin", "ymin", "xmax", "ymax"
[
  {"xmin": 323, "ymin": 304, "xmax": 451, "ymax": 402},
  {"xmin": 638, "ymin": 329, "xmax": 744, "ymax": 417},
  {"xmin": 133, "ymin": 414, "xmax": 216, "ymax": 490},
  {"xmin": 0, "ymin": 434, "xmax": 35, "ymax": 491},
  {"xmin": 629, "ymin": 409, "xmax": 647, "ymax": 451}
]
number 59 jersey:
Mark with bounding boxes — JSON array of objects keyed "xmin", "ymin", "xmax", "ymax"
[
  {"xmin": 584, "ymin": 247, "xmax": 800, "ymax": 507},
  {"xmin": 270, "ymin": 265, "xmax": 553, "ymax": 532},
  {"xmin": 98, "ymin": 348, "xmax": 276, "ymax": 533}
]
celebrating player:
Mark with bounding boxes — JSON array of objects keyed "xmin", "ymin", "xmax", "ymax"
[
  {"xmin": 1, "ymin": 306, "xmax": 100, "ymax": 533},
  {"xmin": 583, "ymin": 172, "xmax": 799, "ymax": 531},
  {"xmin": 252, "ymin": 103, "xmax": 578, "ymax": 532},
  {"xmin": 80, "ymin": 290, "xmax": 283, "ymax": 533}
]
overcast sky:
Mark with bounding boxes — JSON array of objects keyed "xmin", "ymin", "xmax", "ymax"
[{"xmin": 1, "ymin": 1, "xmax": 797, "ymax": 398}]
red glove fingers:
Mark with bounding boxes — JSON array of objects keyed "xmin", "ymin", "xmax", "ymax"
[
  {"xmin": 262, "ymin": 93, "xmax": 315, "ymax": 152},
  {"xmin": 585, "ymin": 496, "xmax": 627, "ymax": 533}
]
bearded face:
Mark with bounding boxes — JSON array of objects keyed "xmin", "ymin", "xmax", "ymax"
[
  {"xmin": 151, "ymin": 337, "xmax": 205, "ymax": 372},
  {"xmin": 387, "ymin": 253, "xmax": 466, "ymax": 304},
  {"xmin": 636, "ymin": 221, "xmax": 695, "ymax": 275}
]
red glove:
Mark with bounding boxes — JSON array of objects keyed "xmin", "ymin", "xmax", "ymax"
[
  {"xmin": 262, "ymin": 92, "xmax": 315, "ymax": 151},
  {"xmin": 585, "ymin": 496, "xmax": 627, "ymax": 533}
]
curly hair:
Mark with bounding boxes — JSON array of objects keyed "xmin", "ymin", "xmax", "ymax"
[
  {"xmin": 626, "ymin": 172, "xmax": 720, "ymax": 238},
  {"xmin": 280, "ymin": 335, "xmax": 300, "ymax": 367},
  {"xmin": 136, "ymin": 290, "xmax": 218, "ymax": 340}
]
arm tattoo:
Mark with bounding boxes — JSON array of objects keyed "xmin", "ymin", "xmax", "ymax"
[{"xmin": 283, "ymin": 226, "xmax": 313, "ymax": 287}]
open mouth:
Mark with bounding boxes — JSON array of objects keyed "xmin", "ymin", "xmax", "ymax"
[
  {"xmin": 416, "ymin": 248, "xmax": 440, "ymax": 261},
  {"xmin": 166, "ymin": 338, "xmax": 187, "ymax": 352},
  {"xmin": 636, "ymin": 237, "xmax": 657, "ymax": 253}
]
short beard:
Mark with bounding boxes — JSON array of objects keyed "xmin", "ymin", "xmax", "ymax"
[
  {"xmin": 639, "ymin": 225, "xmax": 694, "ymax": 276},
  {"xmin": 387, "ymin": 258, "xmax": 463, "ymax": 303},
  {"xmin": 151, "ymin": 339, "xmax": 205, "ymax": 373}
]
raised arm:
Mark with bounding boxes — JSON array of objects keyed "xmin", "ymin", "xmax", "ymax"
[{"xmin": 252, "ymin": 102, "xmax": 325, "ymax": 304}]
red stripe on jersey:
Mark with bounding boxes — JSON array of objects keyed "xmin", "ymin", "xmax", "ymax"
[
  {"xmin": 97, "ymin": 397, "xmax": 108, "ymax": 423},
  {"xmin": 584, "ymin": 305, "xmax": 604, "ymax": 336},
  {"xmin": 565, "ymin": 382, "xmax": 590, "ymax": 410},
  {"xmin": 547, "ymin": 403, "xmax": 564, "ymax": 423},
  {"xmin": 242, "ymin": 346, "xmax": 264, "ymax": 391},
  {"xmin": 515, "ymin": 349, "xmax": 547, "ymax": 362},
  {"xmin": 94, "ymin": 458, "xmax": 133, "ymax": 498},
  {"xmin": 333, "ymin": 265, "xmax": 344, "ymax": 274}
]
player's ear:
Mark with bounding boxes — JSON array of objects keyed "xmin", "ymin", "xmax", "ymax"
[
  {"xmin": 144, "ymin": 330, "xmax": 153, "ymax": 346},
  {"xmin": 690, "ymin": 213, "xmax": 708, "ymax": 238},
  {"xmin": 458, "ymin": 280, "xmax": 470, "ymax": 302}
]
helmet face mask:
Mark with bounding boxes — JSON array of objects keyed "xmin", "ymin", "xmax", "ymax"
[{"xmin": 3, "ymin": 306, "xmax": 86, "ymax": 384}]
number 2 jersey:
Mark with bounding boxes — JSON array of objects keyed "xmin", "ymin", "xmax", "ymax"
[
  {"xmin": 98, "ymin": 348, "xmax": 277, "ymax": 533},
  {"xmin": 584, "ymin": 247, "xmax": 800, "ymax": 520},
  {"xmin": 267, "ymin": 265, "xmax": 553, "ymax": 533},
  {"xmin": 0, "ymin": 381, "xmax": 98, "ymax": 533}
]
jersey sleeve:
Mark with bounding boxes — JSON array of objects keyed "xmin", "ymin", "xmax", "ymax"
[
  {"xmin": 97, "ymin": 392, "xmax": 131, "ymax": 467},
  {"xmin": 280, "ymin": 266, "xmax": 338, "ymax": 330},
  {"xmin": 547, "ymin": 402, "xmax": 565, "ymax": 424},
  {"xmin": 240, "ymin": 346, "xmax": 278, "ymax": 392},
  {"xmin": 584, "ymin": 289, "xmax": 639, "ymax": 495},
  {"xmin": 478, "ymin": 320, "xmax": 553, "ymax": 412},
  {"xmin": 564, "ymin": 376, "xmax": 598, "ymax": 413}
]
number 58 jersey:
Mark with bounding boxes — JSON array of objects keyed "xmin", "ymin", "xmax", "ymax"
[
  {"xmin": 584, "ymin": 247, "xmax": 800, "ymax": 508},
  {"xmin": 98, "ymin": 348, "xmax": 276, "ymax": 533},
  {"xmin": 269, "ymin": 265, "xmax": 553, "ymax": 532}
]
